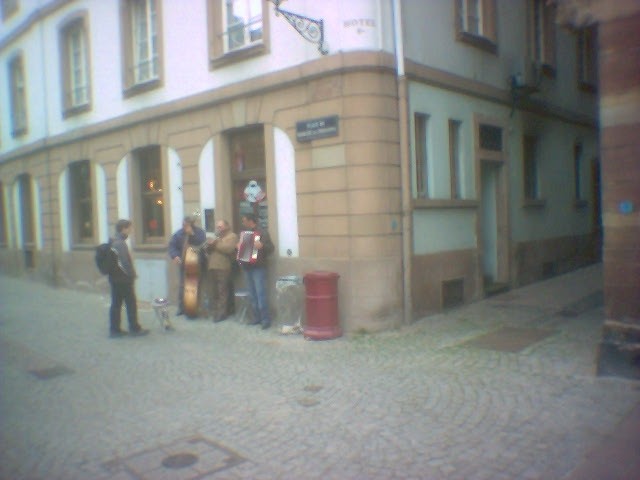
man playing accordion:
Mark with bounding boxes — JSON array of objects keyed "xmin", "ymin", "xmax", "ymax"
[{"xmin": 237, "ymin": 213, "xmax": 275, "ymax": 329}]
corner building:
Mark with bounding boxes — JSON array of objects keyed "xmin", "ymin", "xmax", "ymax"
[{"xmin": 0, "ymin": 1, "xmax": 600, "ymax": 333}]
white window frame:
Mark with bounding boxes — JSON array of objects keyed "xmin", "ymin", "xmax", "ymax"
[
  {"xmin": 414, "ymin": 112, "xmax": 430, "ymax": 199},
  {"xmin": 222, "ymin": 0, "xmax": 263, "ymax": 53},
  {"xmin": 9, "ymin": 54, "xmax": 27, "ymax": 137},
  {"xmin": 131, "ymin": 0, "xmax": 158, "ymax": 84},
  {"xmin": 69, "ymin": 26, "xmax": 87, "ymax": 106},
  {"xmin": 67, "ymin": 22, "xmax": 89, "ymax": 108},
  {"xmin": 455, "ymin": 0, "xmax": 497, "ymax": 53},
  {"xmin": 462, "ymin": 0, "xmax": 482, "ymax": 36}
]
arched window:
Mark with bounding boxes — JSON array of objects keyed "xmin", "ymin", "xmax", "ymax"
[
  {"xmin": 133, "ymin": 145, "xmax": 165, "ymax": 243},
  {"xmin": 68, "ymin": 160, "xmax": 93, "ymax": 244},
  {"xmin": 228, "ymin": 125, "xmax": 268, "ymax": 232},
  {"xmin": 16, "ymin": 174, "xmax": 36, "ymax": 267}
]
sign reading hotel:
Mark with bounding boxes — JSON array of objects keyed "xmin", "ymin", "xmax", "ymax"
[{"xmin": 296, "ymin": 116, "xmax": 339, "ymax": 142}]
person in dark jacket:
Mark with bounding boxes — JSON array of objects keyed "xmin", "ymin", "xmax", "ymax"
[
  {"xmin": 237, "ymin": 213, "xmax": 275, "ymax": 329},
  {"xmin": 108, "ymin": 219, "xmax": 149, "ymax": 338},
  {"xmin": 168, "ymin": 216, "xmax": 206, "ymax": 316}
]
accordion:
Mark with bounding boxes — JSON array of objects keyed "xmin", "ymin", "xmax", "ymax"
[{"xmin": 237, "ymin": 231, "xmax": 261, "ymax": 264}]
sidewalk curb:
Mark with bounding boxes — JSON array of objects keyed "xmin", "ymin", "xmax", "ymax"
[{"xmin": 564, "ymin": 400, "xmax": 640, "ymax": 480}]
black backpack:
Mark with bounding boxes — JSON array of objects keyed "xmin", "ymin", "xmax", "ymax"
[{"xmin": 95, "ymin": 240, "xmax": 116, "ymax": 275}]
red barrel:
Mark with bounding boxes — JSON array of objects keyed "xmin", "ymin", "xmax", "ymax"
[{"xmin": 303, "ymin": 271, "xmax": 342, "ymax": 340}]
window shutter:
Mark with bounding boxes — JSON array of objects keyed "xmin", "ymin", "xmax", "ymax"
[
  {"xmin": 483, "ymin": 0, "xmax": 497, "ymax": 43},
  {"xmin": 454, "ymin": 0, "xmax": 464, "ymax": 34},
  {"xmin": 543, "ymin": 4, "xmax": 556, "ymax": 67}
]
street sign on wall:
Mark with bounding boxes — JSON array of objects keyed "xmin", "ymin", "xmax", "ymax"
[{"xmin": 296, "ymin": 115, "xmax": 339, "ymax": 142}]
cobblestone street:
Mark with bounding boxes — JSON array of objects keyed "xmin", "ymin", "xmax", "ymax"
[{"xmin": 1, "ymin": 264, "xmax": 639, "ymax": 479}]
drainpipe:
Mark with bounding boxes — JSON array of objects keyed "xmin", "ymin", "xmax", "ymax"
[
  {"xmin": 39, "ymin": 12, "xmax": 58, "ymax": 285},
  {"xmin": 392, "ymin": 0, "xmax": 412, "ymax": 325}
]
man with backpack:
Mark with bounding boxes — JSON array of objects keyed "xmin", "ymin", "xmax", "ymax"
[{"xmin": 106, "ymin": 219, "xmax": 149, "ymax": 338}]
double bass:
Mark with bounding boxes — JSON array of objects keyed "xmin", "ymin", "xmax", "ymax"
[{"xmin": 183, "ymin": 243, "xmax": 206, "ymax": 318}]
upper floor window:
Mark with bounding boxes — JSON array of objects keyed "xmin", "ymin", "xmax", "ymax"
[
  {"xmin": 577, "ymin": 26, "xmax": 597, "ymax": 92},
  {"xmin": 449, "ymin": 119, "xmax": 463, "ymax": 199},
  {"xmin": 207, "ymin": 0, "xmax": 269, "ymax": 68},
  {"xmin": 462, "ymin": 0, "xmax": 481, "ymax": 35},
  {"xmin": 530, "ymin": 0, "xmax": 556, "ymax": 74},
  {"xmin": 414, "ymin": 113, "xmax": 430, "ymax": 199},
  {"xmin": 223, "ymin": 0, "xmax": 262, "ymax": 52},
  {"xmin": 573, "ymin": 141, "xmax": 585, "ymax": 203},
  {"xmin": 134, "ymin": 146, "xmax": 165, "ymax": 243},
  {"xmin": 69, "ymin": 160, "xmax": 93, "ymax": 244},
  {"xmin": 60, "ymin": 15, "xmax": 91, "ymax": 116},
  {"xmin": 523, "ymin": 135, "xmax": 540, "ymax": 201},
  {"xmin": 455, "ymin": 0, "xmax": 497, "ymax": 53},
  {"xmin": 8, "ymin": 54, "xmax": 27, "ymax": 137},
  {"xmin": 1, "ymin": 0, "xmax": 18, "ymax": 20},
  {"xmin": 479, "ymin": 124, "xmax": 502, "ymax": 151},
  {"xmin": 121, "ymin": 0, "xmax": 163, "ymax": 95}
]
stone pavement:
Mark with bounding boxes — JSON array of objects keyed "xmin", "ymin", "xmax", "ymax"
[{"xmin": 1, "ymin": 263, "xmax": 639, "ymax": 480}]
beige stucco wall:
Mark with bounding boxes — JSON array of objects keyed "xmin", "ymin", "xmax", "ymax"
[{"xmin": 0, "ymin": 54, "xmax": 404, "ymax": 333}]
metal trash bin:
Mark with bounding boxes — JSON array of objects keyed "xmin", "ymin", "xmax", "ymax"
[
  {"xmin": 151, "ymin": 297, "xmax": 174, "ymax": 331},
  {"xmin": 276, "ymin": 275, "xmax": 303, "ymax": 331},
  {"xmin": 303, "ymin": 271, "xmax": 341, "ymax": 340}
]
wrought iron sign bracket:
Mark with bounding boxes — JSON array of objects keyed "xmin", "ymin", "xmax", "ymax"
[{"xmin": 269, "ymin": 0, "xmax": 328, "ymax": 55}]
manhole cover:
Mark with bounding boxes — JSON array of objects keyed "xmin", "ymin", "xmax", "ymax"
[
  {"xmin": 161, "ymin": 452, "xmax": 198, "ymax": 469},
  {"xmin": 29, "ymin": 365, "xmax": 74, "ymax": 379},
  {"xmin": 304, "ymin": 384, "xmax": 323, "ymax": 393},
  {"xmin": 297, "ymin": 397, "xmax": 320, "ymax": 407},
  {"xmin": 461, "ymin": 327, "xmax": 556, "ymax": 353},
  {"xmin": 104, "ymin": 435, "xmax": 245, "ymax": 478}
]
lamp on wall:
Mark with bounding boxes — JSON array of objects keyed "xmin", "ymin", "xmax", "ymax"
[
  {"xmin": 509, "ymin": 59, "xmax": 544, "ymax": 116},
  {"xmin": 268, "ymin": 0, "xmax": 329, "ymax": 55}
]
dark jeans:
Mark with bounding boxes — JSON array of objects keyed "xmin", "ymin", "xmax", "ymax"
[
  {"xmin": 109, "ymin": 281, "xmax": 140, "ymax": 332},
  {"xmin": 243, "ymin": 266, "xmax": 270, "ymax": 327}
]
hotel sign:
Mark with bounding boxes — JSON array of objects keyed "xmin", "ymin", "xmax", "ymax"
[{"xmin": 296, "ymin": 115, "xmax": 339, "ymax": 142}]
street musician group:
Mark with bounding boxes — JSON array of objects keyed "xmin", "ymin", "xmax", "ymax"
[{"xmin": 167, "ymin": 213, "xmax": 274, "ymax": 329}]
